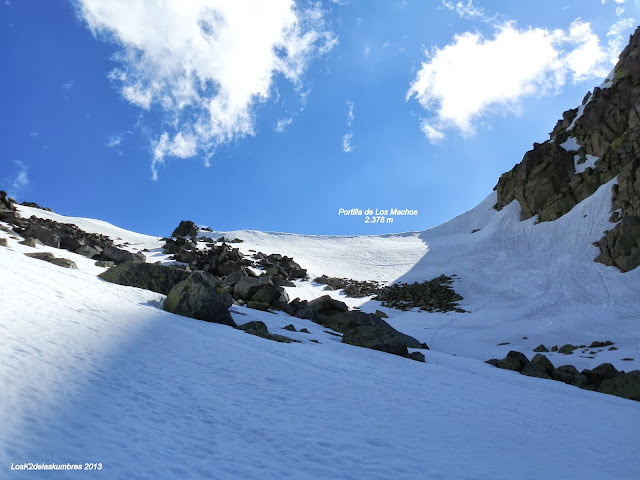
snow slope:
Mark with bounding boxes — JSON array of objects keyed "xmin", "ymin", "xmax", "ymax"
[{"xmin": 1, "ymin": 187, "xmax": 639, "ymax": 479}]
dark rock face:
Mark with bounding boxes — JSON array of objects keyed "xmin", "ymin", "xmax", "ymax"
[
  {"xmin": 594, "ymin": 215, "xmax": 640, "ymax": 271},
  {"xmin": 99, "ymin": 262, "xmax": 190, "ymax": 295},
  {"xmin": 163, "ymin": 271, "xmax": 235, "ymax": 327},
  {"xmin": 494, "ymin": 142, "xmax": 577, "ymax": 222},
  {"xmin": 171, "ymin": 220, "xmax": 198, "ymax": 238},
  {"xmin": 493, "ymin": 26, "xmax": 640, "ymax": 271}
]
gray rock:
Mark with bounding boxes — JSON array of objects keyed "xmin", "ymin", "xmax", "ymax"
[
  {"xmin": 19, "ymin": 237, "xmax": 41, "ymax": 247},
  {"xmin": 521, "ymin": 354, "xmax": 554, "ymax": 378},
  {"xmin": 497, "ymin": 351, "xmax": 530, "ymax": 372},
  {"xmin": 234, "ymin": 276, "xmax": 264, "ymax": 300},
  {"xmin": 22, "ymin": 225, "xmax": 61, "ymax": 248},
  {"xmin": 307, "ymin": 295, "xmax": 349, "ymax": 316},
  {"xmin": 247, "ymin": 301, "xmax": 270, "ymax": 311},
  {"xmin": 24, "ymin": 252, "xmax": 77, "ymax": 269},
  {"xmin": 99, "ymin": 262, "xmax": 191, "ymax": 295},
  {"xmin": 163, "ymin": 271, "xmax": 235, "ymax": 326},
  {"xmin": 597, "ymin": 370, "xmax": 640, "ymax": 401},
  {"xmin": 101, "ymin": 245, "xmax": 146, "ymax": 264},
  {"xmin": 533, "ymin": 344, "xmax": 549, "ymax": 352},
  {"xmin": 0, "ymin": 238, "xmax": 7, "ymax": 247},
  {"xmin": 171, "ymin": 220, "xmax": 198, "ymax": 238},
  {"xmin": 237, "ymin": 321, "xmax": 299, "ymax": 344},
  {"xmin": 341, "ymin": 325, "xmax": 410, "ymax": 357},
  {"xmin": 558, "ymin": 344, "xmax": 578, "ymax": 354},
  {"xmin": 595, "ymin": 215, "xmax": 640, "ymax": 272},
  {"xmin": 75, "ymin": 244, "xmax": 101, "ymax": 259},
  {"xmin": 408, "ymin": 351, "xmax": 426, "ymax": 363},
  {"xmin": 283, "ymin": 324, "xmax": 297, "ymax": 332},
  {"xmin": 581, "ymin": 363, "xmax": 619, "ymax": 387},
  {"xmin": 251, "ymin": 285, "xmax": 290, "ymax": 309},
  {"xmin": 95, "ymin": 260, "xmax": 116, "ymax": 268}
]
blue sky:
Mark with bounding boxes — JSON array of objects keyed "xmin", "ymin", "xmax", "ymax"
[{"xmin": 1, "ymin": 0, "xmax": 637, "ymax": 236}]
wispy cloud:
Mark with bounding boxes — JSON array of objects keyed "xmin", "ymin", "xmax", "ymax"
[
  {"xmin": 342, "ymin": 133, "xmax": 354, "ymax": 153},
  {"xmin": 4, "ymin": 1, "xmax": 11, "ymax": 7},
  {"xmin": 274, "ymin": 117, "xmax": 293, "ymax": 133},
  {"xmin": 407, "ymin": 19, "xmax": 621, "ymax": 143},
  {"xmin": 7, "ymin": 161, "xmax": 29, "ymax": 199},
  {"xmin": 107, "ymin": 130, "xmax": 133, "ymax": 148},
  {"xmin": 441, "ymin": 0, "xmax": 496, "ymax": 23},
  {"xmin": 342, "ymin": 100, "xmax": 355, "ymax": 152},
  {"xmin": 75, "ymin": 0, "xmax": 337, "ymax": 180}
]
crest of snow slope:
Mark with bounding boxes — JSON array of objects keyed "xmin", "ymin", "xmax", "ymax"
[
  {"xmin": 1, "ymin": 210, "xmax": 640, "ymax": 480},
  {"xmin": 198, "ymin": 180, "xmax": 640, "ymax": 371}
]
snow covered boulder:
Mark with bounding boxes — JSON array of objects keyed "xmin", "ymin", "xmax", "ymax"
[
  {"xmin": 163, "ymin": 271, "xmax": 235, "ymax": 327},
  {"xmin": 99, "ymin": 262, "xmax": 190, "ymax": 295}
]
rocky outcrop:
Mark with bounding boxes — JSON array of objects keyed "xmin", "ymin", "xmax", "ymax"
[
  {"xmin": 374, "ymin": 275, "xmax": 465, "ymax": 313},
  {"xmin": 594, "ymin": 215, "xmax": 640, "ymax": 272},
  {"xmin": 171, "ymin": 220, "xmax": 198, "ymax": 238},
  {"xmin": 99, "ymin": 262, "xmax": 190, "ymax": 295},
  {"xmin": 487, "ymin": 350, "xmax": 640, "ymax": 401},
  {"xmin": 494, "ymin": 26, "xmax": 640, "ymax": 271},
  {"xmin": 163, "ymin": 271, "xmax": 235, "ymax": 327}
]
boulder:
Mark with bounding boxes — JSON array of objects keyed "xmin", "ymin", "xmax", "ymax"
[
  {"xmin": 581, "ymin": 363, "xmax": 619, "ymax": 387},
  {"xmin": 521, "ymin": 354, "xmax": 554, "ymax": 379},
  {"xmin": 24, "ymin": 252, "xmax": 77, "ymax": 269},
  {"xmin": 171, "ymin": 220, "xmax": 198, "ymax": 238},
  {"xmin": 234, "ymin": 276, "xmax": 265, "ymax": 300},
  {"xmin": 497, "ymin": 351, "xmax": 530, "ymax": 372},
  {"xmin": 307, "ymin": 295, "xmax": 349, "ymax": 316},
  {"xmin": 237, "ymin": 321, "xmax": 299, "ymax": 344},
  {"xmin": 101, "ymin": 245, "xmax": 146, "ymax": 264},
  {"xmin": 99, "ymin": 262, "xmax": 191, "ymax": 295},
  {"xmin": 163, "ymin": 271, "xmax": 235, "ymax": 326},
  {"xmin": 341, "ymin": 325, "xmax": 410, "ymax": 357},
  {"xmin": 597, "ymin": 370, "xmax": 640, "ymax": 401},
  {"xmin": 0, "ymin": 238, "xmax": 7, "ymax": 247},
  {"xmin": 533, "ymin": 344, "xmax": 549, "ymax": 353},
  {"xmin": 251, "ymin": 285, "xmax": 289, "ymax": 309},
  {"xmin": 407, "ymin": 351, "xmax": 426, "ymax": 363},
  {"xmin": 75, "ymin": 244, "xmax": 101, "ymax": 258},
  {"xmin": 558, "ymin": 344, "xmax": 578, "ymax": 354}
]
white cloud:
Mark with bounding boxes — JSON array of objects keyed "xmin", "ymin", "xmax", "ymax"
[
  {"xmin": 607, "ymin": 17, "xmax": 636, "ymax": 64},
  {"xmin": 107, "ymin": 135, "xmax": 121, "ymax": 148},
  {"xmin": 342, "ymin": 133, "xmax": 354, "ymax": 153},
  {"xmin": 342, "ymin": 100, "xmax": 355, "ymax": 152},
  {"xmin": 407, "ymin": 20, "xmax": 612, "ymax": 142},
  {"xmin": 441, "ymin": 0, "xmax": 496, "ymax": 23},
  {"xmin": 420, "ymin": 121, "xmax": 446, "ymax": 143},
  {"xmin": 7, "ymin": 161, "xmax": 28, "ymax": 199},
  {"xmin": 76, "ymin": 0, "xmax": 336, "ymax": 178},
  {"xmin": 274, "ymin": 117, "xmax": 293, "ymax": 133},
  {"xmin": 4, "ymin": 1, "xmax": 12, "ymax": 6},
  {"xmin": 346, "ymin": 100, "xmax": 354, "ymax": 128}
]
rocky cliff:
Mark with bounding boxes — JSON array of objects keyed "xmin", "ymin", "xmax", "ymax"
[{"xmin": 494, "ymin": 26, "xmax": 640, "ymax": 272}]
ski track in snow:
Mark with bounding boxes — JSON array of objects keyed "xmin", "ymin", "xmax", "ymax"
[{"xmin": 1, "ymin": 187, "xmax": 640, "ymax": 479}]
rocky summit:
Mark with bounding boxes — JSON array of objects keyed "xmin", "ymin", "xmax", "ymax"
[{"xmin": 494, "ymin": 26, "xmax": 640, "ymax": 271}]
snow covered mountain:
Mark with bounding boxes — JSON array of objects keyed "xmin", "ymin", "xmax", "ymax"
[{"xmin": 1, "ymin": 26, "xmax": 639, "ymax": 480}]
